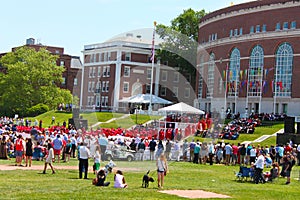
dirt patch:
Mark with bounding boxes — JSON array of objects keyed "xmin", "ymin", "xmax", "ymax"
[
  {"xmin": 159, "ymin": 190, "xmax": 231, "ymax": 199},
  {"xmin": 0, "ymin": 164, "xmax": 142, "ymax": 172}
]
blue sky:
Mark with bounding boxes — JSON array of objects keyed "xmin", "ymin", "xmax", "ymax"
[{"xmin": 0, "ymin": 0, "xmax": 250, "ymax": 57}]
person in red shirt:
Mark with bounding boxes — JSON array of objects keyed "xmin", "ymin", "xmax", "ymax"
[
  {"xmin": 231, "ymin": 143, "xmax": 239, "ymax": 165},
  {"xmin": 15, "ymin": 135, "xmax": 25, "ymax": 166}
]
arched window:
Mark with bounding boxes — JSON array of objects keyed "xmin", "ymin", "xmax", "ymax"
[
  {"xmin": 206, "ymin": 53, "xmax": 215, "ymax": 98},
  {"xmin": 229, "ymin": 48, "xmax": 240, "ymax": 97},
  {"xmin": 248, "ymin": 45, "xmax": 264, "ymax": 96},
  {"xmin": 275, "ymin": 43, "xmax": 293, "ymax": 97}
]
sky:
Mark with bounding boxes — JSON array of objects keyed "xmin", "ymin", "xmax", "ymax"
[{"xmin": 0, "ymin": 0, "xmax": 251, "ymax": 57}]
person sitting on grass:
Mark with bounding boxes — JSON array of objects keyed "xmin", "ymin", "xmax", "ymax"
[
  {"xmin": 114, "ymin": 170, "xmax": 127, "ymax": 188},
  {"xmin": 95, "ymin": 169, "xmax": 110, "ymax": 187}
]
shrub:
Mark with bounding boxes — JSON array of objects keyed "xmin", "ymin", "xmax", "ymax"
[{"xmin": 26, "ymin": 104, "xmax": 49, "ymax": 117}]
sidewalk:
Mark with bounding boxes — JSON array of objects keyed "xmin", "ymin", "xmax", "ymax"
[{"xmin": 91, "ymin": 114, "xmax": 130, "ymax": 128}]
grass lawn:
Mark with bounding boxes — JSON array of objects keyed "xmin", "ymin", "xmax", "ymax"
[{"xmin": 0, "ymin": 159, "xmax": 299, "ymax": 200}]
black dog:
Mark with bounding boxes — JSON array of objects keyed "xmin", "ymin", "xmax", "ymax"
[{"xmin": 142, "ymin": 170, "xmax": 154, "ymax": 188}]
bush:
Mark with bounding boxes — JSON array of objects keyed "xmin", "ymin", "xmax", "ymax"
[{"xmin": 26, "ymin": 104, "xmax": 49, "ymax": 117}]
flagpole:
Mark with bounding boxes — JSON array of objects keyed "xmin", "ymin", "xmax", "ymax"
[
  {"xmin": 148, "ymin": 21, "xmax": 156, "ymax": 114},
  {"xmin": 224, "ymin": 63, "xmax": 228, "ymax": 119},
  {"xmin": 245, "ymin": 67, "xmax": 249, "ymax": 118},
  {"xmin": 273, "ymin": 72, "xmax": 277, "ymax": 114},
  {"xmin": 235, "ymin": 67, "xmax": 238, "ymax": 114},
  {"xmin": 259, "ymin": 66, "xmax": 263, "ymax": 114}
]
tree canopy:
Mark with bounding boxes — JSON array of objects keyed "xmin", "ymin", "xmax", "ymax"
[
  {"xmin": 0, "ymin": 46, "xmax": 73, "ymax": 116},
  {"xmin": 156, "ymin": 8, "xmax": 206, "ymax": 88}
]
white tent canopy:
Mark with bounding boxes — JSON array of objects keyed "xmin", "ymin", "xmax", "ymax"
[
  {"xmin": 119, "ymin": 93, "xmax": 172, "ymax": 104},
  {"xmin": 158, "ymin": 102, "xmax": 205, "ymax": 114}
]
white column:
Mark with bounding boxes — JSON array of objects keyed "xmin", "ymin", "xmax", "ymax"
[{"xmin": 113, "ymin": 49, "xmax": 122, "ymax": 111}]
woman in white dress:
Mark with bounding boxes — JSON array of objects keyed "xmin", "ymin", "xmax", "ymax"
[{"xmin": 43, "ymin": 143, "xmax": 55, "ymax": 174}]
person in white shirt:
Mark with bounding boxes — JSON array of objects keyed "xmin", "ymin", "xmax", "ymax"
[
  {"xmin": 79, "ymin": 142, "xmax": 91, "ymax": 179},
  {"xmin": 43, "ymin": 143, "xmax": 55, "ymax": 174},
  {"xmin": 254, "ymin": 151, "xmax": 266, "ymax": 184}
]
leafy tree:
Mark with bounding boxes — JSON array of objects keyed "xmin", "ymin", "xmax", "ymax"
[
  {"xmin": 0, "ymin": 46, "xmax": 73, "ymax": 116},
  {"xmin": 156, "ymin": 8, "xmax": 206, "ymax": 88}
]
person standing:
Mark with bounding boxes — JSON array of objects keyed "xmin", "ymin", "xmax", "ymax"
[
  {"xmin": 173, "ymin": 141, "xmax": 180, "ymax": 162},
  {"xmin": 98, "ymin": 134, "xmax": 108, "ymax": 158},
  {"xmin": 25, "ymin": 138, "xmax": 33, "ymax": 167},
  {"xmin": 70, "ymin": 134, "xmax": 77, "ymax": 158},
  {"xmin": 79, "ymin": 142, "xmax": 91, "ymax": 179},
  {"xmin": 208, "ymin": 142, "xmax": 215, "ymax": 165},
  {"xmin": 239, "ymin": 144, "xmax": 247, "ymax": 165},
  {"xmin": 296, "ymin": 144, "xmax": 300, "ymax": 166},
  {"xmin": 284, "ymin": 155, "xmax": 295, "ymax": 184},
  {"xmin": 156, "ymin": 140, "xmax": 164, "ymax": 159},
  {"xmin": 149, "ymin": 137, "xmax": 157, "ymax": 161},
  {"xmin": 182, "ymin": 139, "xmax": 189, "ymax": 162},
  {"xmin": 254, "ymin": 151, "xmax": 266, "ymax": 184},
  {"xmin": 137, "ymin": 139, "xmax": 146, "ymax": 161},
  {"xmin": 189, "ymin": 139, "xmax": 196, "ymax": 162},
  {"xmin": 164, "ymin": 140, "xmax": 171, "ymax": 160},
  {"xmin": 53, "ymin": 135, "xmax": 63, "ymax": 163},
  {"xmin": 156, "ymin": 154, "xmax": 168, "ymax": 189},
  {"xmin": 15, "ymin": 135, "xmax": 25, "ymax": 166},
  {"xmin": 224, "ymin": 143, "xmax": 232, "ymax": 166},
  {"xmin": 43, "ymin": 143, "xmax": 55, "ymax": 174},
  {"xmin": 193, "ymin": 142, "xmax": 201, "ymax": 164}
]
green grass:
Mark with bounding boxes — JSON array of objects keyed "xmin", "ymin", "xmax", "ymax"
[
  {"xmin": 0, "ymin": 159, "xmax": 299, "ymax": 200},
  {"xmin": 99, "ymin": 114, "xmax": 162, "ymax": 129}
]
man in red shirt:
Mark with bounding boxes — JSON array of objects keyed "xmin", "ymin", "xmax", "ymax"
[
  {"xmin": 15, "ymin": 134, "xmax": 25, "ymax": 166},
  {"xmin": 231, "ymin": 143, "xmax": 239, "ymax": 165}
]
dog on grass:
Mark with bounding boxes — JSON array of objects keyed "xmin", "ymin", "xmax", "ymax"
[{"xmin": 142, "ymin": 170, "xmax": 154, "ymax": 188}]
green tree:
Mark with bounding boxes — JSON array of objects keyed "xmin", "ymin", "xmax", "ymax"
[
  {"xmin": 0, "ymin": 46, "xmax": 73, "ymax": 116},
  {"xmin": 156, "ymin": 8, "xmax": 206, "ymax": 89}
]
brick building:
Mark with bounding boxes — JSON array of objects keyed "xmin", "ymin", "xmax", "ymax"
[
  {"xmin": 197, "ymin": 0, "xmax": 300, "ymax": 116},
  {"xmin": 81, "ymin": 33, "xmax": 196, "ymax": 112},
  {"xmin": 0, "ymin": 38, "xmax": 82, "ymax": 105}
]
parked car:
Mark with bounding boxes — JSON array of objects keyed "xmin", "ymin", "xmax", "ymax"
[{"xmin": 105, "ymin": 145, "xmax": 135, "ymax": 162}]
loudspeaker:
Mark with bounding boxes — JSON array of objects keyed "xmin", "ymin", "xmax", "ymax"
[{"xmin": 284, "ymin": 117, "xmax": 295, "ymax": 134}]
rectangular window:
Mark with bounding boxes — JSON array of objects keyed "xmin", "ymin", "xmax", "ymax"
[
  {"xmin": 60, "ymin": 60, "xmax": 65, "ymax": 66},
  {"xmin": 172, "ymin": 87, "xmax": 178, "ymax": 97},
  {"xmin": 123, "ymin": 82, "xmax": 129, "ymax": 93},
  {"xmin": 283, "ymin": 22, "xmax": 289, "ymax": 30},
  {"xmin": 184, "ymin": 88, "xmax": 190, "ymax": 98},
  {"xmin": 208, "ymin": 35, "xmax": 211, "ymax": 42},
  {"xmin": 174, "ymin": 72, "xmax": 179, "ymax": 82},
  {"xmin": 91, "ymin": 81, "xmax": 95, "ymax": 92},
  {"xmin": 125, "ymin": 52, "xmax": 131, "ymax": 61},
  {"xmin": 98, "ymin": 66, "xmax": 101, "ymax": 77},
  {"xmin": 256, "ymin": 25, "xmax": 260, "ymax": 33},
  {"xmin": 102, "ymin": 81, "xmax": 106, "ymax": 92},
  {"xmin": 250, "ymin": 26, "xmax": 254, "ymax": 34},
  {"xmin": 89, "ymin": 68, "xmax": 93, "ymax": 78},
  {"xmin": 275, "ymin": 22, "xmax": 281, "ymax": 31},
  {"xmin": 229, "ymin": 29, "xmax": 233, "ymax": 37},
  {"xmin": 74, "ymin": 78, "xmax": 78, "ymax": 86},
  {"xmin": 124, "ymin": 66, "xmax": 130, "ymax": 77},
  {"xmin": 92, "ymin": 67, "xmax": 96, "ymax": 77},
  {"xmin": 161, "ymin": 71, "xmax": 167, "ymax": 81},
  {"xmin": 105, "ymin": 96, "xmax": 108, "ymax": 107},
  {"xmin": 291, "ymin": 21, "xmax": 296, "ymax": 29},
  {"xmin": 98, "ymin": 53, "xmax": 102, "ymax": 62},
  {"xmin": 147, "ymin": 69, "xmax": 152, "ymax": 79},
  {"xmin": 88, "ymin": 82, "xmax": 91, "ymax": 92},
  {"xmin": 101, "ymin": 96, "xmax": 105, "ymax": 107},
  {"xmin": 62, "ymin": 77, "xmax": 66, "ymax": 85},
  {"xmin": 146, "ymin": 84, "xmax": 150, "ymax": 94},
  {"xmin": 96, "ymin": 95, "xmax": 100, "ymax": 107},
  {"xmin": 262, "ymin": 24, "xmax": 267, "ymax": 32},
  {"xmin": 215, "ymin": 33, "xmax": 218, "ymax": 40},
  {"xmin": 108, "ymin": 52, "xmax": 111, "ymax": 61},
  {"xmin": 107, "ymin": 66, "xmax": 110, "ymax": 77},
  {"xmin": 103, "ymin": 66, "xmax": 107, "ymax": 77},
  {"xmin": 234, "ymin": 29, "xmax": 238, "ymax": 36},
  {"xmin": 160, "ymin": 87, "xmax": 167, "ymax": 96},
  {"xmin": 239, "ymin": 28, "xmax": 243, "ymax": 35},
  {"xmin": 106, "ymin": 81, "xmax": 109, "ymax": 92}
]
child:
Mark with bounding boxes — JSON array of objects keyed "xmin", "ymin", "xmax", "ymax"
[
  {"xmin": 95, "ymin": 169, "xmax": 110, "ymax": 187},
  {"xmin": 114, "ymin": 170, "xmax": 127, "ymax": 188},
  {"xmin": 43, "ymin": 143, "xmax": 55, "ymax": 174},
  {"xmin": 93, "ymin": 146, "xmax": 101, "ymax": 174},
  {"xmin": 269, "ymin": 162, "xmax": 280, "ymax": 182},
  {"xmin": 64, "ymin": 139, "xmax": 72, "ymax": 162}
]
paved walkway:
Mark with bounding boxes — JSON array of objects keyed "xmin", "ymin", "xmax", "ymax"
[{"xmin": 91, "ymin": 114, "xmax": 130, "ymax": 128}]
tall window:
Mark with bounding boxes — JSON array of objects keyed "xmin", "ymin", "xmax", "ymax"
[
  {"xmin": 248, "ymin": 45, "xmax": 264, "ymax": 97},
  {"xmin": 174, "ymin": 72, "xmax": 179, "ymax": 82},
  {"xmin": 147, "ymin": 69, "xmax": 152, "ymax": 79},
  {"xmin": 228, "ymin": 48, "xmax": 240, "ymax": 97},
  {"xmin": 161, "ymin": 71, "xmax": 167, "ymax": 81},
  {"xmin": 274, "ymin": 43, "xmax": 293, "ymax": 97},
  {"xmin": 160, "ymin": 86, "xmax": 166, "ymax": 96},
  {"xmin": 98, "ymin": 66, "xmax": 101, "ymax": 77},
  {"xmin": 123, "ymin": 82, "xmax": 129, "ymax": 93},
  {"xmin": 124, "ymin": 66, "xmax": 130, "ymax": 77},
  {"xmin": 172, "ymin": 87, "xmax": 178, "ymax": 97},
  {"xmin": 125, "ymin": 52, "xmax": 131, "ymax": 61},
  {"xmin": 206, "ymin": 53, "xmax": 215, "ymax": 98},
  {"xmin": 197, "ymin": 55, "xmax": 204, "ymax": 99}
]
